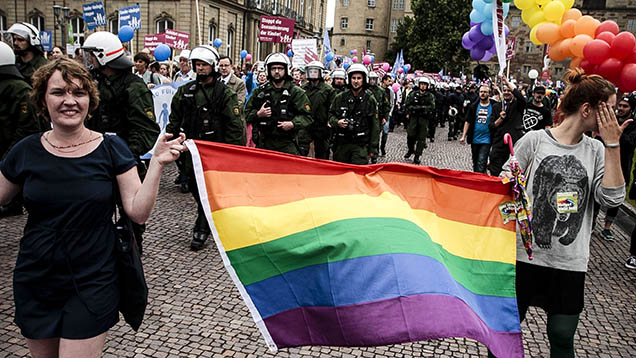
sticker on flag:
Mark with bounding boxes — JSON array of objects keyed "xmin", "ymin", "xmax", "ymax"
[{"xmin": 185, "ymin": 141, "xmax": 524, "ymax": 357}]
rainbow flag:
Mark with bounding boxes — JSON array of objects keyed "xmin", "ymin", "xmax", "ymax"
[{"xmin": 186, "ymin": 141, "xmax": 523, "ymax": 357}]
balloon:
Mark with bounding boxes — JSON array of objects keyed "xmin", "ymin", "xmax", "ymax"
[
  {"xmin": 595, "ymin": 20, "xmax": 619, "ymax": 36},
  {"xmin": 391, "ymin": 83, "xmax": 401, "ymax": 93},
  {"xmin": 583, "ymin": 39, "xmax": 611, "ymax": 65},
  {"xmin": 579, "ymin": 59, "xmax": 595, "ymax": 74},
  {"xmin": 625, "ymin": 49, "xmax": 636, "ymax": 64},
  {"xmin": 470, "ymin": 47, "xmax": 486, "ymax": 61},
  {"xmin": 481, "ymin": 52, "xmax": 493, "ymax": 61},
  {"xmin": 570, "ymin": 34, "xmax": 592, "ymax": 58},
  {"xmin": 549, "ymin": 39, "xmax": 569, "ymax": 62},
  {"xmin": 596, "ymin": 31, "xmax": 616, "ymax": 45},
  {"xmin": 503, "ymin": 3, "xmax": 510, "ymax": 18},
  {"xmin": 240, "ymin": 50, "xmax": 247, "ymax": 59},
  {"xmin": 536, "ymin": 0, "xmax": 550, "ymax": 5},
  {"xmin": 505, "ymin": 24, "xmax": 510, "ymax": 36},
  {"xmin": 543, "ymin": 1, "xmax": 565, "ymax": 22},
  {"xmin": 514, "ymin": 0, "xmax": 535, "ymax": 10},
  {"xmin": 352, "ymin": 56, "xmax": 358, "ymax": 63},
  {"xmin": 570, "ymin": 56, "xmax": 583, "ymax": 69},
  {"xmin": 530, "ymin": 25, "xmax": 542, "ymax": 45},
  {"xmin": 213, "ymin": 38, "xmax": 222, "ymax": 48},
  {"xmin": 245, "ymin": 54, "xmax": 252, "ymax": 62},
  {"xmin": 521, "ymin": 6, "xmax": 540, "ymax": 24},
  {"xmin": 472, "ymin": 0, "xmax": 484, "ymax": 10},
  {"xmin": 559, "ymin": 0, "xmax": 575, "ymax": 10},
  {"xmin": 370, "ymin": 55, "xmax": 375, "ymax": 63},
  {"xmin": 611, "ymin": 32, "xmax": 636, "ymax": 60},
  {"xmin": 561, "ymin": 8, "xmax": 582, "ymax": 22},
  {"xmin": 480, "ymin": 21, "xmax": 493, "ymax": 36},
  {"xmin": 325, "ymin": 52, "xmax": 334, "ymax": 62},
  {"xmin": 560, "ymin": 19, "xmax": 576, "ymax": 38},
  {"xmin": 528, "ymin": 69, "xmax": 539, "ymax": 79},
  {"xmin": 470, "ymin": 9, "xmax": 486, "ymax": 24},
  {"xmin": 287, "ymin": 49, "xmax": 293, "ymax": 57},
  {"xmin": 528, "ymin": 10, "xmax": 546, "ymax": 28},
  {"xmin": 382, "ymin": 63, "xmax": 390, "ymax": 71},
  {"xmin": 476, "ymin": 36, "xmax": 494, "ymax": 51},
  {"xmin": 560, "ymin": 38, "xmax": 574, "ymax": 58},
  {"xmin": 536, "ymin": 22, "xmax": 562, "ymax": 44},
  {"xmin": 153, "ymin": 44, "xmax": 171, "ymax": 61},
  {"xmin": 406, "ymin": 64, "xmax": 411, "ymax": 71},
  {"xmin": 468, "ymin": 25, "xmax": 485, "ymax": 42},
  {"xmin": 574, "ymin": 16, "xmax": 599, "ymax": 37},
  {"xmin": 343, "ymin": 63, "xmax": 350, "ymax": 70},
  {"xmin": 621, "ymin": 63, "xmax": 636, "ymax": 92},
  {"xmin": 598, "ymin": 57, "xmax": 624, "ymax": 83},
  {"xmin": 397, "ymin": 67, "xmax": 404, "ymax": 73},
  {"xmin": 118, "ymin": 25, "xmax": 134, "ymax": 43},
  {"xmin": 363, "ymin": 55, "xmax": 372, "ymax": 65},
  {"xmin": 352, "ymin": 49, "xmax": 358, "ymax": 55},
  {"xmin": 482, "ymin": 4, "xmax": 493, "ymax": 19}
]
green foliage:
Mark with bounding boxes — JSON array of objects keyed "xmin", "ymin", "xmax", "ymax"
[{"xmin": 386, "ymin": 0, "xmax": 472, "ymax": 74}]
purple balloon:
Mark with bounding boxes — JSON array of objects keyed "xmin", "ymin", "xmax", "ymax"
[
  {"xmin": 462, "ymin": 32, "xmax": 475, "ymax": 49},
  {"xmin": 476, "ymin": 36, "xmax": 494, "ymax": 51},
  {"xmin": 468, "ymin": 25, "xmax": 485, "ymax": 43},
  {"xmin": 505, "ymin": 24, "xmax": 510, "ymax": 37},
  {"xmin": 470, "ymin": 21, "xmax": 479, "ymax": 27},
  {"xmin": 470, "ymin": 47, "xmax": 486, "ymax": 61},
  {"xmin": 480, "ymin": 52, "xmax": 494, "ymax": 61}
]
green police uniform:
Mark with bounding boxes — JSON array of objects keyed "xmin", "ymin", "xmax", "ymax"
[
  {"xmin": 246, "ymin": 80, "xmax": 313, "ymax": 155},
  {"xmin": 15, "ymin": 53, "xmax": 48, "ymax": 85},
  {"xmin": 329, "ymin": 88, "xmax": 379, "ymax": 165},
  {"xmin": 0, "ymin": 75, "xmax": 41, "ymax": 159},
  {"xmin": 368, "ymin": 83, "xmax": 389, "ymax": 160},
  {"xmin": 405, "ymin": 87, "xmax": 435, "ymax": 158},
  {"xmin": 300, "ymin": 80, "xmax": 336, "ymax": 159}
]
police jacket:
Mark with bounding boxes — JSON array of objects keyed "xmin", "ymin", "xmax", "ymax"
[
  {"xmin": 15, "ymin": 52, "xmax": 48, "ymax": 85},
  {"xmin": 301, "ymin": 80, "xmax": 336, "ymax": 131},
  {"xmin": 405, "ymin": 88, "xmax": 435, "ymax": 118},
  {"xmin": 0, "ymin": 74, "xmax": 41, "ymax": 158},
  {"xmin": 368, "ymin": 84, "xmax": 389, "ymax": 121},
  {"xmin": 328, "ymin": 88, "xmax": 380, "ymax": 152}
]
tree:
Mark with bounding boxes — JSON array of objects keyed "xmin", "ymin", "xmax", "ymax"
[{"xmin": 386, "ymin": 0, "xmax": 472, "ymax": 75}]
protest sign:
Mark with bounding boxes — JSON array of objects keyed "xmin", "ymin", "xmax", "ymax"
[
  {"xmin": 82, "ymin": 1, "xmax": 106, "ymax": 30},
  {"xmin": 144, "ymin": 33, "xmax": 166, "ymax": 52},
  {"xmin": 291, "ymin": 38, "xmax": 317, "ymax": 68},
  {"xmin": 164, "ymin": 29, "xmax": 190, "ymax": 50},
  {"xmin": 119, "ymin": 5, "xmax": 141, "ymax": 30},
  {"xmin": 259, "ymin": 16, "xmax": 294, "ymax": 44},
  {"xmin": 40, "ymin": 31, "xmax": 52, "ymax": 51}
]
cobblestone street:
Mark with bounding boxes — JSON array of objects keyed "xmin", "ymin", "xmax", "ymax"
[{"xmin": 1, "ymin": 125, "xmax": 634, "ymax": 357}]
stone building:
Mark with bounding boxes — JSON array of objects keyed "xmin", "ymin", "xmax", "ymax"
[{"xmin": 0, "ymin": 0, "xmax": 327, "ymax": 64}]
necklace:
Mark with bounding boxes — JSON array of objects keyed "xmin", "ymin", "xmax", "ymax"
[{"xmin": 43, "ymin": 130, "xmax": 102, "ymax": 152}]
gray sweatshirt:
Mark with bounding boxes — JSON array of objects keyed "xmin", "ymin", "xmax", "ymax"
[{"xmin": 503, "ymin": 130, "xmax": 625, "ymax": 272}]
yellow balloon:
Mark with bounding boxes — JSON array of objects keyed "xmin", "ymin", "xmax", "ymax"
[
  {"xmin": 514, "ymin": 0, "xmax": 536, "ymax": 10},
  {"xmin": 530, "ymin": 25, "xmax": 543, "ymax": 45},
  {"xmin": 536, "ymin": 0, "xmax": 550, "ymax": 6},
  {"xmin": 559, "ymin": 0, "xmax": 574, "ymax": 10},
  {"xmin": 528, "ymin": 10, "xmax": 547, "ymax": 28},
  {"xmin": 522, "ymin": 6, "xmax": 540, "ymax": 25},
  {"xmin": 544, "ymin": 1, "xmax": 565, "ymax": 22}
]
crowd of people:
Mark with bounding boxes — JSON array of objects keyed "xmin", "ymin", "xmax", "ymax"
[{"xmin": 0, "ymin": 21, "xmax": 635, "ymax": 357}]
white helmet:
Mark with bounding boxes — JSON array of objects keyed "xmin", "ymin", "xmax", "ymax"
[
  {"xmin": 368, "ymin": 71, "xmax": 379, "ymax": 80},
  {"xmin": 331, "ymin": 68, "xmax": 346, "ymax": 80},
  {"xmin": 82, "ymin": 31, "xmax": 132, "ymax": 69},
  {"xmin": 416, "ymin": 77, "xmax": 430, "ymax": 86},
  {"xmin": 189, "ymin": 45, "xmax": 220, "ymax": 72},
  {"xmin": 347, "ymin": 63, "xmax": 369, "ymax": 85},
  {"xmin": 0, "ymin": 41, "xmax": 22, "ymax": 78},
  {"xmin": 177, "ymin": 49, "xmax": 191, "ymax": 61},
  {"xmin": 7, "ymin": 22, "xmax": 41, "ymax": 46},
  {"xmin": 264, "ymin": 52, "xmax": 291, "ymax": 79},
  {"xmin": 305, "ymin": 60, "xmax": 324, "ymax": 80}
]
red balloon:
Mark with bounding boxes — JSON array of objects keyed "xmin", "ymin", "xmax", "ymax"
[
  {"xmin": 611, "ymin": 32, "xmax": 636, "ymax": 60},
  {"xmin": 583, "ymin": 39, "xmax": 611, "ymax": 65},
  {"xmin": 580, "ymin": 59, "xmax": 595, "ymax": 74},
  {"xmin": 625, "ymin": 49, "xmax": 636, "ymax": 64},
  {"xmin": 599, "ymin": 57, "xmax": 624, "ymax": 83},
  {"xmin": 622, "ymin": 63, "xmax": 636, "ymax": 92},
  {"xmin": 596, "ymin": 31, "xmax": 616, "ymax": 45},
  {"xmin": 595, "ymin": 20, "xmax": 619, "ymax": 37}
]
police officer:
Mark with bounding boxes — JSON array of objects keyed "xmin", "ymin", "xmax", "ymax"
[
  {"xmin": 447, "ymin": 83, "xmax": 465, "ymax": 141},
  {"xmin": 7, "ymin": 22, "xmax": 48, "ymax": 84},
  {"xmin": 329, "ymin": 64, "xmax": 379, "ymax": 165},
  {"xmin": 0, "ymin": 42, "xmax": 41, "ymax": 217},
  {"xmin": 246, "ymin": 52, "xmax": 312, "ymax": 155},
  {"xmin": 166, "ymin": 45, "xmax": 244, "ymax": 251},
  {"xmin": 404, "ymin": 77, "xmax": 435, "ymax": 165},
  {"xmin": 300, "ymin": 61, "xmax": 336, "ymax": 159},
  {"xmin": 367, "ymin": 71, "xmax": 389, "ymax": 163},
  {"xmin": 331, "ymin": 68, "xmax": 347, "ymax": 94},
  {"xmin": 82, "ymin": 31, "xmax": 160, "ymax": 254}
]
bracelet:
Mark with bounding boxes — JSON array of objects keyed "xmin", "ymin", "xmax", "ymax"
[{"xmin": 605, "ymin": 142, "xmax": 620, "ymax": 148}]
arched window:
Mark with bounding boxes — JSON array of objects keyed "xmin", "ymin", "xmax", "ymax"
[
  {"xmin": 208, "ymin": 20, "xmax": 217, "ymax": 45},
  {"xmin": 0, "ymin": 11, "xmax": 7, "ymax": 31},
  {"xmin": 69, "ymin": 17, "xmax": 85, "ymax": 45},
  {"xmin": 108, "ymin": 12, "xmax": 118, "ymax": 35},
  {"xmin": 156, "ymin": 17, "xmax": 174, "ymax": 34},
  {"xmin": 29, "ymin": 12, "xmax": 45, "ymax": 31},
  {"xmin": 227, "ymin": 27, "xmax": 234, "ymax": 57}
]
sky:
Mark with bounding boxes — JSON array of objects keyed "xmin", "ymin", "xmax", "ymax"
[{"xmin": 326, "ymin": 0, "xmax": 335, "ymax": 28}]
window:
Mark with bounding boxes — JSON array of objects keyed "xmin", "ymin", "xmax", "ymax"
[
  {"xmin": 227, "ymin": 28, "xmax": 233, "ymax": 57},
  {"xmin": 554, "ymin": 67, "xmax": 563, "ymax": 77},
  {"xmin": 341, "ymin": 17, "xmax": 348, "ymax": 29},
  {"xmin": 340, "ymin": 38, "xmax": 345, "ymax": 46},
  {"xmin": 273, "ymin": 0, "xmax": 279, "ymax": 14},
  {"xmin": 366, "ymin": 40, "xmax": 371, "ymax": 51},
  {"xmin": 319, "ymin": 3, "xmax": 323, "ymax": 27},
  {"xmin": 30, "ymin": 14, "xmax": 45, "ymax": 31},
  {"xmin": 391, "ymin": 19, "xmax": 401, "ymax": 33},
  {"xmin": 368, "ymin": 0, "xmax": 376, "ymax": 7},
  {"xmin": 69, "ymin": 17, "xmax": 84, "ymax": 45},
  {"xmin": 365, "ymin": 18, "xmax": 374, "ymax": 31},
  {"xmin": 0, "ymin": 13, "xmax": 6, "ymax": 31},
  {"xmin": 308, "ymin": 0, "xmax": 312, "ymax": 20},
  {"xmin": 393, "ymin": 0, "xmax": 404, "ymax": 10},
  {"xmin": 156, "ymin": 18, "xmax": 174, "ymax": 34},
  {"xmin": 511, "ymin": 16, "xmax": 521, "ymax": 27},
  {"xmin": 208, "ymin": 23, "xmax": 216, "ymax": 45},
  {"xmin": 109, "ymin": 18, "xmax": 118, "ymax": 34},
  {"xmin": 343, "ymin": 0, "xmax": 350, "ymax": 6},
  {"xmin": 627, "ymin": 19, "xmax": 636, "ymax": 33},
  {"xmin": 522, "ymin": 65, "xmax": 531, "ymax": 74},
  {"xmin": 300, "ymin": 0, "xmax": 305, "ymax": 17},
  {"xmin": 524, "ymin": 41, "xmax": 534, "ymax": 53}
]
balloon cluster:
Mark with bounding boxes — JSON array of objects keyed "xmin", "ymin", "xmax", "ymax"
[
  {"xmin": 462, "ymin": 0, "xmax": 511, "ymax": 61},
  {"xmin": 514, "ymin": 0, "xmax": 574, "ymax": 31},
  {"xmin": 240, "ymin": 50, "xmax": 252, "ymax": 62}
]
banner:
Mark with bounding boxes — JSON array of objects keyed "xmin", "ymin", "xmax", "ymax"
[
  {"xmin": 259, "ymin": 16, "xmax": 294, "ymax": 43},
  {"xmin": 164, "ymin": 29, "xmax": 190, "ymax": 50},
  {"xmin": 506, "ymin": 37, "xmax": 517, "ymax": 60},
  {"xmin": 82, "ymin": 1, "xmax": 106, "ymax": 30},
  {"xmin": 40, "ymin": 31, "xmax": 52, "ymax": 51},
  {"xmin": 144, "ymin": 33, "xmax": 165, "ymax": 52},
  {"xmin": 119, "ymin": 4, "xmax": 141, "ymax": 30},
  {"xmin": 372, "ymin": 62, "xmax": 390, "ymax": 79},
  {"xmin": 291, "ymin": 38, "xmax": 317, "ymax": 68}
]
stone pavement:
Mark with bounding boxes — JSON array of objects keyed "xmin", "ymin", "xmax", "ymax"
[{"xmin": 0, "ymin": 125, "xmax": 634, "ymax": 357}]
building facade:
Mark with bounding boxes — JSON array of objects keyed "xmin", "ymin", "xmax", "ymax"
[{"xmin": 0, "ymin": 0, "xmax": 327, "ymax": 64}]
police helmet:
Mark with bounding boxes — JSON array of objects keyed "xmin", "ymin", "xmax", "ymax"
[
  {"xmin": 82, "ymin": 31, "xmax": 133, "ymax": 69},
  {"xmin": 177, "ymin": 49, "xmax": 191, "ymax": 61},
  {"xmin": 264, "ymin": 52, "xmax": 291, "ymax": 79},
  {"xmin": 346, "ymin": 63, "xmax": 369, "ymax": 86},
  {"xmin": 189, "ymin": 45, "xmax": 220, "ymax": 72},
  {"xmin": 368, "ymin": 71, "xmax": 379, "ymax": 80},
  {"xmin": 305, "ymin": 60, "xmax": 324, "ymax": 80},
  {"xmin": 7, "ymin": 22, "xmax": 41, "ymax": 46},
  {"xmin": 0, "ymin": 42, "xmax": 22, "ymax": 78},
  {"xmin": 331, "ymin": 68, "xmax": 346, "ymax": 80}
]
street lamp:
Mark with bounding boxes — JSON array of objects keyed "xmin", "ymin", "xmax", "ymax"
[{"xmin": 53, "ymin": 4, "xmax": 71, "ymax": 46}]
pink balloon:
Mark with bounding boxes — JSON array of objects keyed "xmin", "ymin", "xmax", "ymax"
[
  {"xmin": 398, "ymin": 67, "xmax": 404, "ymax": 73},
  {"xmin": 245, "ymin": 54, "xmax": 252, "ymax": 62},
  {"xmin": 382, "ymin": 63, "xmax": 390, "ymax": 71},
  {"xmin": 352, "ymin": 56, "xmax": 359, "ymax": 63},
  {"xmin": 352, "ymin": 49, "xmax": 358, "ymax": 55},
  {"xmin": 391, "ymin": 83, "xmax": 401, "ymax": 93},
  {"xmin": 363, "ymin": 55, "xmax": 372, "ymax": 65}
]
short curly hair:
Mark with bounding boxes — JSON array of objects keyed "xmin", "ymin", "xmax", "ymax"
[{"xmin": 30, "ymin": 57, "xmax": 100, "ymax": 121}]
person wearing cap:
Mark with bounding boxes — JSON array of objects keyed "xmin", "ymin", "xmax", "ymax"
[
  {"xmin": 7, "ymin": 22, "xmax": 48, "ymax": 84},
  {"xmin": 166, "ymin": 45, "xmax": 244, "ymax": 251},
  {"xmin": 173, "ymin": 50, "xmax": 196, "ymax": 83},
  {"xmin": 82, "ymin": 31, "xmax": 161, "ymax": 254},
  {"xmin": 521, "ymin": 85, "xmax": 553, "ymax": 133},
  {"xmin": 246, "ymin": 52, "xmax": 312, "ymax": 155},
  {"xmin": 300, "ymin": 60, "xmax": 336, "ymax": 159},
  {"xmin": 329, "ymin": 63, "xmax": 379, "ymax": 165},
  {"xmin": 367, "ymin": 71, "xmax": 389, "ymax": 163},
  {"xmin": 133, "ymin": 52, "xmax": 161, "ymax": 87},
  {"xmin": 0, "ymin": 42, "xmax": 42, "ymax": 217}
]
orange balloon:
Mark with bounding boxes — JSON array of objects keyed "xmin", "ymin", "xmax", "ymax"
[
  {"xmin": 570, "ymin": 34, "xmax": 592, "ymax": 58},
  {"xmin": 561, "ymin": 8, "xmax": 582, "ymax": 22},
  {"xmin": 536, "ymin": 22, "xmax": 562, "ymax": 44},
  {"xmin": 560, "ymin": 19, "xmax": 576, "ymax": 38},
  {"xmin": 561, "ymin": 38, "xmax": 574, "ymax": 58},
  {"xmin": 549, "ymin": 40, "xmax": 568, "ymax": 62},
  {"xmin": 574, "ymin": 15, "xmax": 599, "ymax": 37},
  {"xmin": 570, "ymin": 57, "xmax": 583, "ymax": 69}
]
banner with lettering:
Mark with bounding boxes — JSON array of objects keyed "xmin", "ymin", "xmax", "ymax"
[{"xmin": 259, "ymin": 16, "xmax": 294, "ymax": 44}]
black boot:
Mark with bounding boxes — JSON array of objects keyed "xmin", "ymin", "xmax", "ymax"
[
  {"xmin": 404, "ymin": 150, "xmax": 414, "ymax": 159},
  {"xmin": 190, "ymin": 231, "xmax": 209, "ymax": 251},
  {"xmin": 413, "ymin": 156, "xmax": 421, "ymax": 165}
]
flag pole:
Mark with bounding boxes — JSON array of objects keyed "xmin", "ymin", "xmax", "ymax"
[{"xmin": 195, "ymin": 0, "xmax": 202, "ymax": 45}]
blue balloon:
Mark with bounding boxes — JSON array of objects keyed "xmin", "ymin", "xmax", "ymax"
[
  {"xmin": 480, "ymin": 21, "xmax": 493, "ymax": 36},
  {"xmin": 482, "ymin": 0, "xmax": 493, "ymax": 3},
  {"xmin": 370, "ymin": 55, "xmax": 375, "ymax": 63},
  {"xmin": 472, "ymin": 0, "xmax": 484, "ymax": 10},
  {"xmin": 325, "ymin": 52, "xmax": 334, "ymax": 62},
  {"xmin": 482, "ymin": 4, "xmax": 493, "ymax": 19},
  {"xmin": 469, "ymin": 9, "xmax": 485, "ymax": 24},
  {"xmin": 213, "ymin": 38, "xmax": 222, "ymax": 48},
  {"xmin": 154, "ymin": 44, "xmax": 171, "ymax": 62},
  {"xmin": 118, "ymin": 25, "xmax": 134, "ymax": 43},
  {"xmin": 343, "ymin": 63, "xmax": 350, "ymax": 70},
  {"xmin": 503, "ymin": 3, "xmax": 510, "ymax": 18},
  {"xmin": 287, "ymin": 49, "xmax": 293, "ymax": 57},
  {"xmin": 240, "ymin": 50, "xmax": 248, "ymax": 59}
]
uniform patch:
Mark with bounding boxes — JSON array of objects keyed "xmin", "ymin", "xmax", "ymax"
[
  {"xmin": 20, "ymin": 102, "xmax": 28, "ymax": 114},
  {"xmin": 305, "ymin": 103, "xmax": 311, "ymax": 111},
  {"xmin": 145, "ymin": 108, "xmax": 155, "ymax": 120},
  {"xmin": 234, "ymin": 107, "xmax": 240, "ymax": 116}
]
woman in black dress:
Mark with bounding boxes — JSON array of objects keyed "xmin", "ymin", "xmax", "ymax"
[{"xmin": 0, "ymin": 58, "xmax": 185, "ymax": 356}]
